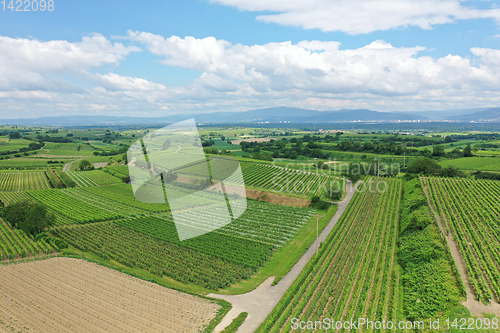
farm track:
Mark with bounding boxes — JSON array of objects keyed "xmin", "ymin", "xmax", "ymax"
[
  {"xmin": 421, "ymin": 177, "xmax": 500, "ymax": 316},
  {"xmin": 208, "ymin": 180, "xmax": 360, "ymax": 333}
]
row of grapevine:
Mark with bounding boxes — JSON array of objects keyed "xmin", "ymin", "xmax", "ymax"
[
  {"xmin": 47, "ymin": 166, "xmax": 66, "ymax": 189},
  {"xmin": 0, "ymin": 191, "xmax": 75, "ymax": 226},
  {"xmin": 66, "ymin": 171, "xmax": 98, "ymax": 187},
  {"xmin": 424, "ymin": 177, "xmax": 500, "ymax": 304},
  {"xmin": 115, "ymin": 216, "xmax": 274, "ymax": 269},
  {"xmin": 62, "ymin": 188, "xmax": 149, "ymax": 217},
  {"xmin": 0, "ymin": 172, "xmax": 51, "ymax": 191},
  {"xmin": 82, "ymin": 184, "xmax": 168, "ymax": 212},
  {"xmin": 257, "ymin": 178, "xmax": 403, "ymax": 333},
  {"xmin": 52, "ymin": 222, "xmax": 254, "ymax": 290},
  {"xmin": 28, "ymin": 189, "xmax": 121, "ymax": 224},
  {"xmin": 242, "ymin": 164, "xmax": 345, "ymax": 199},
  {"xmin": 78, "ymin": 170, "xmax": 123, "ymax": 185},
  {"xmin": 114, "ymin": 200, "xmax": 311, "ymax": 268},
  {"xmin": 0, "ymin": 219, "xmax": 54, "ymax": 260}
]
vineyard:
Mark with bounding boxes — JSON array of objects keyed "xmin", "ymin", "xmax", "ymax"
[
  {"xmin": 0, "ymin": 219, "xmax": 54, "ymax": 260},
  {"xmin": 241, "ymin": 163, "xmax": 345, "ymax": 200},
  {"xmin": 0, "ymin": 172, "xmax": 51, "ymax": 191},
  {"xmin": 53, "ymin": 200, "xmax": 312, "ymax": 289},
  {"xmin": 257, "ymin": 178, "xmax": 403, "ymax": 332},
  {"xmin": 28, "ymin": 189, "xmax": 122, "ymax": 223},
  {"xmin": 82, "ymin": 184, "xmax": 169, "ymax": 212},
  {"xmin": 423, "ymin": 177, "xmax": 500, "ymax": 304},
  {"xmin": 53, "ymin": 222, "xmax": 254, "ymax": 289},
  {"xmin": 66, "ymin": 170, "xmax": 122, "ymax": 187},
  {"xmin": 0, "ymin": 258, "xmax": 219, "ymax": 332}
]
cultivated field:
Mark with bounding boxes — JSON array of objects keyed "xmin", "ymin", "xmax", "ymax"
[
  {"xmin": 258, "ymin": 178, "xmax": 403, "ymax": 332},
  {"xmin": 0, "ymin": 218, "xmax": 55, "ymax": 260},
  {"xmin": 0, "ymin": 258, "xmax": 219, "ymax": 332},
  {"xmin": 242, "ymin": 163, "xmax": 345, "ymax": 199},
  {"xmin": 438, "ymin": 157, "xmax": 500, "ymax": 171},
  {"xmin": 53, "ymin": 200, "xmax": 313, "ymax": 289},
  {"xmin": 0, "ymin": 172, "xmax": 51, "ymax": 191},
  {"xmin": 423, "ymin": 177, "xmax": 500, "ymax": 304}
]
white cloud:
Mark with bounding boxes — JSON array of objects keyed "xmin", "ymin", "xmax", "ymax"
[
  {"xmin": 129, "ymin": 32, "xmax": 500, "ymax": 97},
  {"xmin": 1, "ymin": 32, "xmax": 500, "ymax": 118},
  {"xmin": 209, "ymin": 0, "xmax": 500, "ymax": 34},
  {"xmin": 94, "ymin": 73, "xmax": 168, "ymax": 92},
  {"xmin": 0, "ymin": 34, "xmax": 139, "ymax": 91}
]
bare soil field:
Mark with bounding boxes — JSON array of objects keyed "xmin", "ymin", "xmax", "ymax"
[
  {"xmin": 93, "ymin": 162, "xmax": 109, "ymax": 169},
  {"xmin": 0, "ymin": 257, "xmax": 219, "ymax": 332},
  {"xmin": 231, "ymin": 138, "xmax": 272, "ymax": 145}
]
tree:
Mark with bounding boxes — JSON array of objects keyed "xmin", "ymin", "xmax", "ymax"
[
  {"xmin": 24, "ymin": 204, "xmax": 54, "ymax": 235},
  {"xmin": 406, "ymin": 157, "xmax": 442, "ymax": 175},
  {"xmin": 2, "ymin": 200, "xmax": 54, "ymax": 235},
  {"xmin": 463, "ymin": 144, "xmax": 473, "ymax": 157},
  {"xmin": 79, "ymin": 159, "xmax": 92, "ymax": 171},
  {"xmin": 432, "ymin": 145, "xmax": 445, "ymax": 157},
  {"xmin": 9, "ymin": 132, "xmax": 21, "ymax": 139}
]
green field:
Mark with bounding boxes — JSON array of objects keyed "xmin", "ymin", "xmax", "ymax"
[
  {"xmin": 82, "ymin": 184, "xmax": 168, "ymax": 212},
  {"xmin": 424, "ymin": 177, "xmax": 500, "ymax": 303},
  {"xmin": 66, "ymin": 170, "xmax": 122, "ymax": 187},
  {"xmin": 439, "ymin": 157, "xmax": 500, "ymax": 171},
  {"xmin": 241, "ymin": 163, "xmax": 345, "ymax": 199},
  {"xmin": 53, "ymin": 199, "xmax": 312, "ymax": 289},
  {"xmin": 0, "ymin": 172, "xmax": 51, "ymax": 191},
  {"xmin": 0, "ymin": 218, "xmax": 55, "ymax": 259},
  {"xmin": 258, "ymin": 178, "xmax": 402, "ymax": 332}
]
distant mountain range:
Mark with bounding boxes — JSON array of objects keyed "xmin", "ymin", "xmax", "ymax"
[
  {"xmin": 0, "ymin": 106, "xmax": 499, "ymax": 126},
  {"xmin": 446, "ymin": 107, "xmax": 500, "ymax": 122}
]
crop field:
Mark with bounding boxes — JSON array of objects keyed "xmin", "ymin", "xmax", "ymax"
[
  {"xmin": 66, "ymin": 171, "xmax": 99, "ymax": 187},
  {"xmin": 67, "ymin": 170, "xmax": 122, "ymax": 187},
  {"xmin": 439, "ymin": 157, "xmax": 500, "ymax": 171},
  {"xmin": 258, "ymin": 178, "xmax": 403, "ymax": 333},
  {"xmin": 53, "ymin": 200, "xmax": 312, "ymax": 289},
  {"xmin": 80, "ymin": 170, "xmax": 123, "ymax": 185},
  {"xmin": 28, "ymin": 189, "xmax": 122, "ymax": 223},
  {"xmin": 0, "ymin": 258, "xmax": 219, "ymax": 332},
  {"xmin": 0, "ymin": 172, "xmax": 51, "ymax": 191},
  {"xmin": 61, "ymin": 188, "xmax": 150, "ymax": 217},
  {"xmin": 0, "ymin": 219, "xmax": 54, "ymax": 260},
  {"xmin": 82, "ymin": 184, "xmax": 169, "ymax": 212},
  {"xmin": 0, "ymin": 138, "xmax": 33, "ymax": 153},
  {"xmin": 53, "ymin": 222, "xmax": 254, "ymax": 289},
  {"xmin": 423, "ymin": 177, "xmax": 500, "ymax": 304},
  {"xmin": 242, "ymin": 163, "xmax": 345, "ymax": 199},
  {"xmin": 103, "ymin": 164, "xmax": 130, "ymax": 178}
]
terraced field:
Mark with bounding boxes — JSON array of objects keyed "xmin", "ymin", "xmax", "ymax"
[
  {"xmin": 423, "ymin": 177, "xmax": 500, "ymax": 304},
  {"xmin": 242, "ymin": 163, "xmax": 345, "ymax": 199},
  {"xmin": 258, "ymin": 178, "xmax": 403, "ymax": 332}
]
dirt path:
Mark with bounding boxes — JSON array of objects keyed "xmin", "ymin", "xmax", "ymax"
[
  {"xmin": 63, "ymin": 158, "xmax": 83, "ymax": 172},
  {"xmin": 207, "ymin": 180, "xmax": 360, "ymax": 333},
  {"xmin": 421, "ymin": 178, "xmax": 500, "ymax": 317}
]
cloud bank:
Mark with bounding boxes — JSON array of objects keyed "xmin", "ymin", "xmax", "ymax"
[
  {"xmin": 1, "ymin": 32, "xmax": 500, "ymax": 118},
  {"xmin": 209, "ymin": 0, "xmax": 500, "ymax": 34}
]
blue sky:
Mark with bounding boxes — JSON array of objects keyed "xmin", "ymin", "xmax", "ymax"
[{"xmin": 1, "ymin": 0, "xmax": 500, "ymax": 118}]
